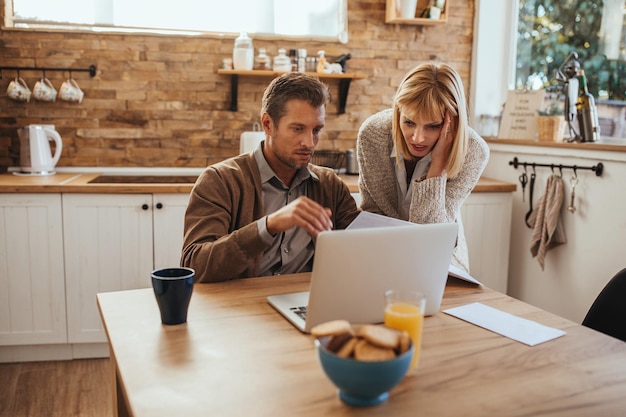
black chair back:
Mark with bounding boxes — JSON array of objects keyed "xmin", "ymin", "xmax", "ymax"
[{"xmin": 582, "ymin": 268, "xmax": 626, "ymax": 342}]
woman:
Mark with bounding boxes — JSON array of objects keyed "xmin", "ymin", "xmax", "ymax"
[{"xmin": 356, "ymin": 63, "xmax": 489, "ymax": 273}]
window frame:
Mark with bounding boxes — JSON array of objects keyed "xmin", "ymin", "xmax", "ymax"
[{"xmin": 5, "ymin": 0, "xmax": 349, "ymax": 43}]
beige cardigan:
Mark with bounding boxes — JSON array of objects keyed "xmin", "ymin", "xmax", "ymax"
[
  {"xmin": 356, "ymin": 109, "xmax": 490, "ymax": 272},
  {"xmin": 181, "ymin": 152, "xmax": 360, "ymax": 283}
]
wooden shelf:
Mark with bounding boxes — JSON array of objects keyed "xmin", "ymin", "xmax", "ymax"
[
  {"xmin": 217, "ymin": 69, "xmax": 366, "ymax": 114},
  {"xmin": 385, "ymin": 0, "xmax": 448, "ymax": 25},
  {"xmin": 217, "ymin": 70, "xmax": 366, "ymax": 79}
]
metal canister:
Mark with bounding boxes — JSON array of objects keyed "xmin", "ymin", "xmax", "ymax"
[{"xmin": 345, "ymin": 149, "xmax": 358, "ymax": 175}]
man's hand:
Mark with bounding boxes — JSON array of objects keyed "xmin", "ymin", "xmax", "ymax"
[{"xmin": 266, "ymin": 196, "xmax": 333, "ymax": 238}]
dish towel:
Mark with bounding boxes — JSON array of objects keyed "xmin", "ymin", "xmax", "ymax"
[{"xmin": 529, "ymin": 174, "xmax": 567, "ymax": 270}]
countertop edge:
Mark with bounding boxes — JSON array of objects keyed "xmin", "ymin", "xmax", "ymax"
[{"xmin": 0, "ymin": 172, "xmax": 516, "ymax": 194}]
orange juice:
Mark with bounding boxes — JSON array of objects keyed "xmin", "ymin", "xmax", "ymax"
[{"xmin": 384, "ymin": 302, "xmax": 424, "ymax": 370}]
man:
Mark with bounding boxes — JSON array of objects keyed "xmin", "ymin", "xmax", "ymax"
[{"xmin": 181, "ymin": 73, "xmax": 360, "ymax": 282}]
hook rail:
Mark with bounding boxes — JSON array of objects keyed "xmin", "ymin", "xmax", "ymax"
[
  {"xmin": 0, "ymin": 64, "xmax": 97, "ymax": 78},
  {"xmin": 509, "ymin": 157, "xmax": 603, "ymax": 177}
]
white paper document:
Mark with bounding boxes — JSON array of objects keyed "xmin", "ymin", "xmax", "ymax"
[
  {"xmin": 447, "ymin": 264, "xmax": 481, "ymax": 285},
  {"xmin": 443, "ymin": 302, "xmax": 567, "ymax": 346},
  {"xmin": 347, "ymin": 210, "xmax": 413, "ymax": 229},
  {"xmin": 347, "ymin": 211, "xmax": 482, "ymax": 285}
]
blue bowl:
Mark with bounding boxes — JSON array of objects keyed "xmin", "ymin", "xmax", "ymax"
[{"xmin": 315, "ymin": 337, "xmax": 413, "ymax": 406}]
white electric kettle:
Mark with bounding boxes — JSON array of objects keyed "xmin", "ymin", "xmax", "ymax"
[{"xmin": 18, "ymin": 124, "xmax": 63, "ymax": 175}]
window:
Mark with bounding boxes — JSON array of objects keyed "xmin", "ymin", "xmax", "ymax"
[
  {"xmin": 9, "ymin": 0, "xmax": 349, "ymax": 42},
  {"xmin": 516, "ymin": 0, "xmax": 626, "ymax": 139},
  {"xmin": 516, "ymin": 0, "xmax": 625, "ymax": 101},
  {"xmin": 471, "ymin": 0, "xmax": 626, "ymax": 141}
]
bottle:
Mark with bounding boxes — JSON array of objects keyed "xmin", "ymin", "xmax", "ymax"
[
  {"xmin": 289, "ymin": 49, "xmax": 298, "ymax": 72},
  {"xmin": 316, "ymin": 50, "xmax": 327, "ymax": 73},
  {"xmin": 233, "ymin": 32, "xmax": 254, "ymax": 71},
  {"xmin": 576, "ymin": 70, "xmax": 600, "ymax": 142},
  {"xmin": 272, "ymin": 48, "xmax": 292, "ymax": 72},
  {"xmin": 254, "ymin": 47, "xmax": 271, "ymax": 70},
  {"xmin": 297, "ymin": 49, "xmax": 307, "ymax": 73}
]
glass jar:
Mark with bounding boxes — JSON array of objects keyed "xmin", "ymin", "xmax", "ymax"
[
  {"xmin": 254, "ymin": 47, "xmax": 271, "ymax": 70},
  {"xmin": 297, "ymin": 49, "xmax": 307, "ymax": 73},
  {"xmin": 233, "ymin": 32, "xmax": 254, "ymax": 71},
  {"xmin": 273, "ymin": 48, "xmax": 292, "ymax": 72},
  {"xmin": 305, "ymin": 57, "xmax": 318, "ymax": 72}
]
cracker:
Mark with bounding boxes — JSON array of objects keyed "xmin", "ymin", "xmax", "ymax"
[
  {"xmin": 353, "ymin": 339, "xmax": 396, "ymax": 361},
  {"xmin": 358, "ymin": 324, "xmax": 400, "ymax": 349},
  {"xmin": 397, "ymin": 330, "xmax": 411, "ymax": 355},
  {"xmin": 326, "ymin": 331, "xmax": 353, "ymax": 353},
  {"xmin": 310, "ymin": 319, "xmax": 352, "ymax": 337},
  {"xmin": 336, "ymin": 336, "xmax": 358, "ymax": 358}
]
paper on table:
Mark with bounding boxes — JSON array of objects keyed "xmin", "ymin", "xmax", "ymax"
[
  {"xmin": 443, "ymin": 302, "xmax": 566, "ymax": 346},
  {"xmin": 347, "ymin": 211, "xmax": 482, "ymax": 285}
]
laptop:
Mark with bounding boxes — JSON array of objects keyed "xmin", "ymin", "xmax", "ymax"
[{"xmin": 267, "ymin": 222, "xmax": 459, "ymax": 333}]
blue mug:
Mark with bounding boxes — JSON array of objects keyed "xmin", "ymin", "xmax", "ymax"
[{"xmin": 151, "ymin": 267, "xmax": 195, "ymax": 325}]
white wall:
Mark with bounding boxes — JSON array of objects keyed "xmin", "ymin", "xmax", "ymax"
[{"xmin": 484, "ymin": 143, "xmax": 626, "ymax": 323}]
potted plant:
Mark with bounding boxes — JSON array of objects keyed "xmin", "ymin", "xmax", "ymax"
[{"xmin": 537, "ymin": 97, "xmax": 565, "ymax": 142}]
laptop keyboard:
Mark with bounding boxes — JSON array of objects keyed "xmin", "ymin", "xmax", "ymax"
[{"xmin": 290, "ymin": 306, "xmax": 308, "ymax": 320}]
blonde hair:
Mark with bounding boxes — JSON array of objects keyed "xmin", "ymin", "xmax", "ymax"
[{"xmin": 392, "ymin": 63, "xmax": 469, "ymax": 178}]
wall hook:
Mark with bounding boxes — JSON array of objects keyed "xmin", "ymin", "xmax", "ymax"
[
  {"xmin": 0, "ymin": 64, "xmax": 97, "ymax": 78},
  {"xmin": 509, "ymin": 158, "xmax": 603, "ymax": 177}
]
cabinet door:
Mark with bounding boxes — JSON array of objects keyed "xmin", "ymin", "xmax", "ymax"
[
  {"xmin": 153, "ymin": 193, "xmax": 190, "ymax": 270},
  {"xmin": 63, "ymin": 194, "xmax": 154, "ymax": 343},
  {"xmin": 460, "ymin": 192, "xmax": 513, "ymax": 293},
  {"xmin": 0, "ymin": 194, "xmax": 67, "ymax": 346}
]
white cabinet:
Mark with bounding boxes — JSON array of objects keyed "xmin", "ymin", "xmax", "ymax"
[
  {"xmin": 0, "ymin": 194, "xmax": 67, "ymax": 346},
  {"xmin": 62, "ymin": 193, "xmax": 189, "ymax": 343},
  {"xmin": 153, "ymin": 193, "xmax": 190, "ymax": 269},
  {"xmin": 460, "ymin": 192, "xmax": 513, "ymax": 293}
]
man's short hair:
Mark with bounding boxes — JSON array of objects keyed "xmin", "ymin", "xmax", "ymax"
[{"xmin": 260, "ymin": 73, "xmax": 330, "ymax": 123}]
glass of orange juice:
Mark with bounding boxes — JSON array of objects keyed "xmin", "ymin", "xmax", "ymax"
[{"xmin": 384, "ymin": 289, "xmax": 426, "ymax": 371}]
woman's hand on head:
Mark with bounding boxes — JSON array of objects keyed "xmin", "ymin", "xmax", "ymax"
[{"xmin": 428, "ymin": 111, "xmax": 455, "ymax": 178}]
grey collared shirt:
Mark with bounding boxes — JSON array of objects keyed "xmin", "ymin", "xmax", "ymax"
[
  {"xmin": 254, "ymin": 142, "xmax": 318, "ymax": 276},
  {"xmin": 390, "ymin": 143, "xmax": 431, "ymax": 220}
]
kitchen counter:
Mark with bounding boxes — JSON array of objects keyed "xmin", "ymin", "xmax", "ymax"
[{"xmin": 0, "ymin": 171, "xmax": 516, "ymax": 194}]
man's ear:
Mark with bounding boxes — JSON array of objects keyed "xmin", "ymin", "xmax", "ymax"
[{"xmin": 261, "ymin": 112, "xmax": 274, "ymax": 134}]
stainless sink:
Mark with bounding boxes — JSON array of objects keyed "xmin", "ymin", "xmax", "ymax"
[{"xmin": 88, "ymin": 175, "xmax": 198, "ymax": 184}]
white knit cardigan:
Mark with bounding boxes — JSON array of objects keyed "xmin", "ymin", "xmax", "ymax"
[{"xmin": 356, "ymin": 108, "xmax": 490, "ymax": 273}]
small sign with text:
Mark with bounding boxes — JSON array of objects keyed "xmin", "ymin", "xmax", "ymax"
[{"xmin": 498, "ymin": 89, "xmax": 544, "ymax": 140}]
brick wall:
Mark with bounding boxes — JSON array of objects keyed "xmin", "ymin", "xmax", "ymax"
[{"xmin": 0, "ymin": 0, "xmax": 475, "ymax": 170}]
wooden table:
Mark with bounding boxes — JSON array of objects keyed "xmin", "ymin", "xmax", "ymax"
[{"xmin": 97, "ymin": 274, "xmax": 626, "ymax": 417}]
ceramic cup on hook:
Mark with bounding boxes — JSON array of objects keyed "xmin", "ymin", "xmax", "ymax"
[
  {"xmin": 33, "ymin": 76, "xmax": 58, "ymax": 102},
  {"xmin": 59, "ymin": 77, "xmax": 84, "ymax": 103},
  {"xmin": 7, "ymin": 76, "xmax": 32, "ymax": 102}
]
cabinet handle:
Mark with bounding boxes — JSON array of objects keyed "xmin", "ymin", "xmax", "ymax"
[
  {"xmin": 141, "ymin": 204, "xmax": 149, "ymax": 210},
  {"xmin": 156, "ymin": 203, "xmax": 163, "ymax": 209}
]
